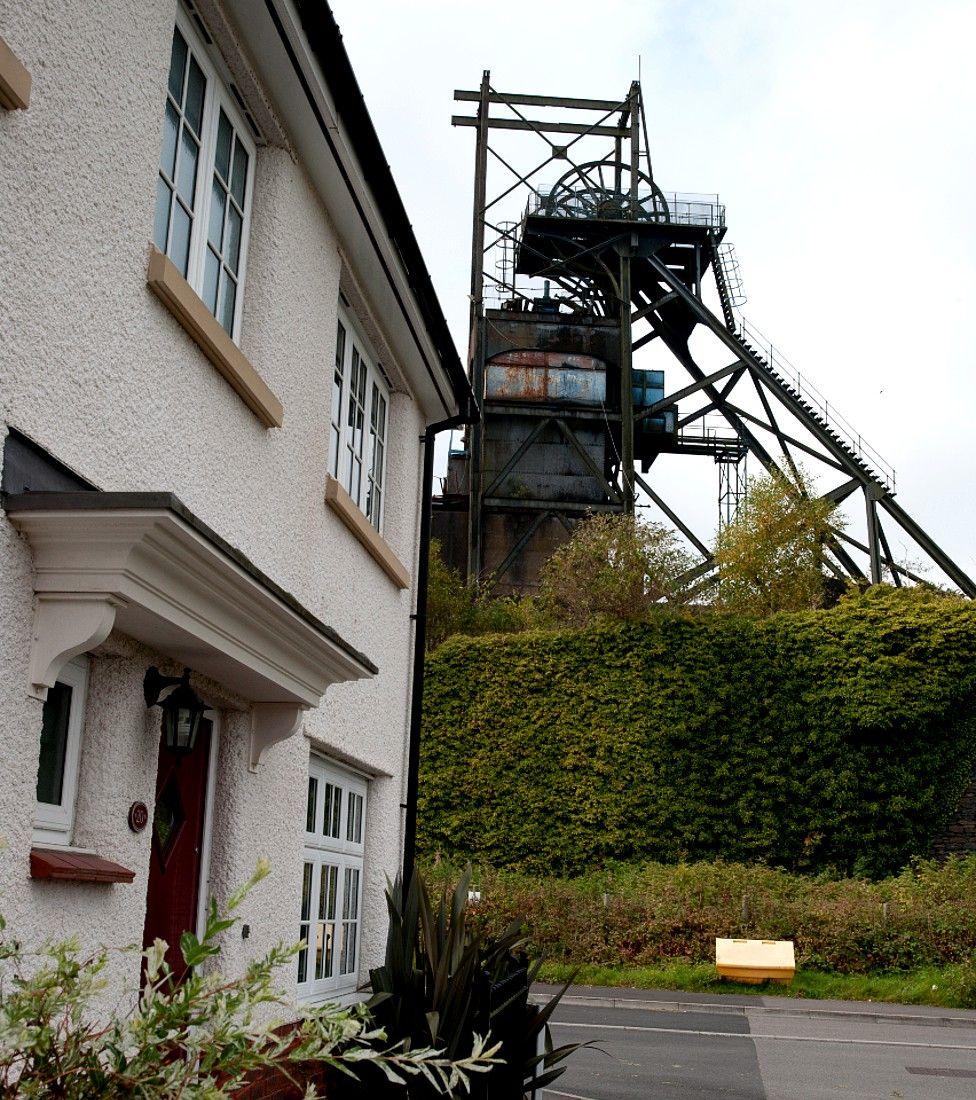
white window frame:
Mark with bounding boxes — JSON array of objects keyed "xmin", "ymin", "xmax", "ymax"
[
  {"xmin": 297, "ymin": 756, "xmax": 367, "ymax": 1004},
  {"xmin": 33, "ymin": 656, "xmax": 89, "ymax": 847},
  {"xmin": 329, "ymin": 308, "xmax": 391, "ymax": 534},
  {"xmin": 194, "ymin": 711, "xmax": 221, "ymax": 940},
  {"xmin": 329, "ymin": 320, "xmax": 347, "ymax": 481},
  {"xmin": 153, "ymin": 6, "xmax": 256, "ymax": 343}
]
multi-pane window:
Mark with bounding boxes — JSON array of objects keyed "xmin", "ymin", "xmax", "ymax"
[
  {"xmin": 298, "ymin": 862, "xmax": 313, "ymax": 984},
  {"xmin": 366, "ymin": 384, "xmax": 387, "ymax": 532},
  {"xmin": 344, "ymin": 348, "xmax": 368, "ymax": 505},
  {"xmin": 153, "ymin": 11, "xmax": 255, "ymax": 341},
  {"xmin": 297, "ymin": 758, "xmax": 367, "ymax": 1003},
  {"xmin": 339, "ymin": 867, "xmax": 361, "ymax": 975},
  {"xmin": 34, "ymin": 657, "xmax": 89, "ymax": 846},
  {"xmin": 202, "ymin": 109, "xmax": 250, "ymax": 334},
  {"xmin": 330, "ymin": 310, "xmax": 390, "ymax": 533},
  {"xmin": 345, "ymin": 791, "xmax": 363, "ymax": 844},
  {"xmin": 153, "ymin": 29, "xmax": 205, "ymax": 279}
]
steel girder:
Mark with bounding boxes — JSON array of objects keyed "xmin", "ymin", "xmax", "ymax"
[{"xmin": 637, "ymin": 250, "xmax": 975, "ymax": 596}]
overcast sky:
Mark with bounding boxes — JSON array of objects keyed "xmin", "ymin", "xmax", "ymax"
[{"xmin": 330, "ymin": 0, "xmax": 976, "ymax": 580}]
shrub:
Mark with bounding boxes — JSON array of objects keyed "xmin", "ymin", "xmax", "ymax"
[
  {"xmin": 419, "ymin": 587, "xmax": 976, "ymax": 876},
  {"xmin": 424, "ymin": 857, "xmax": 976, "ymax": 976},
  {"xmin": 426, "ymin": 540, "xmax": 539, "ymax": 651},
  {"xmin": 0, "ymin": 862, "xmax": 496, "ymax": 1097},
  {"xmin": 427, "ymin": 539, "xmax": 476, "ymax": 651},
  {"xmin": 538, "ymin": 513, "xmax": 694, "ymax": 627},
  {"xmin": 364, "ymin": 868, "xmax": 576, "ymax": 1098}
]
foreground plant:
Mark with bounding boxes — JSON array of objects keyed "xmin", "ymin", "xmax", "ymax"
[
  {"xmin": 0, "ymin": 861, "xmax": 499, "ymax": 1097},
  {"xmin": 368, "ymin": 867, "xmax": 579, "ymax": 1098}
]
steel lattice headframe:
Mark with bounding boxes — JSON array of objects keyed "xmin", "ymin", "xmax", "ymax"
[{"xmin": 447, "ymin": 72, "xmax": 975, "ymax": 597}]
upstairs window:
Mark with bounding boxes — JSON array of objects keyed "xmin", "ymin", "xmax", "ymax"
[
  {"xmin": 366, "ymin": 382, "xmax": 388, "ymax": 532},
  {"xmin": 298, "ymin": 758, "xmax": 367, "ymax": 1003},
  {"xmin": 153, "ymin": 10, "xmax": 255, "ymax": 342},
  {"xmin": 34, "ymin": 656, "xmax": 89, "ymax": 847},
  {"xmin": 328, "ymin": 310, "xmax": 390, "ymax": 533}
]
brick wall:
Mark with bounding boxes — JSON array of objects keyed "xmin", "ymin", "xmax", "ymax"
[
  {"xmin": 235, "ymin": 1063, "xmax": 335, "ymax": 1099},
  {"xmin": 931, "ymin": 766, "xmax": 976, "ymax": 858}
]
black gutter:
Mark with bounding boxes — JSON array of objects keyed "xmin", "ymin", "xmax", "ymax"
[
  {"xmin": 401, "ymin": 411, "xmax": 475, "ymax": 885},
  {"xmin": 287, "ymin": 0, "xmax": 474, "ymax": 419}
]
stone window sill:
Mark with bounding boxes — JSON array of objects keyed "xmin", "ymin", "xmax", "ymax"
[
  {"xmin": 325, "ymin": 475, "xmax": 409, "ymax": 589},
  {"xmin": 30, "ymin": 847, "xmax": 135, "ymax": 884},
  {"xmin": 146, "ymin": 245, "xmax": 283, "ymax": 429},
  {"xmin": 0, "ymin": 35, "xmax": 30, "ymax": 110}
]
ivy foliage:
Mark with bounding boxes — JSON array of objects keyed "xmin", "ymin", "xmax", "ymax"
[{"xmin": 419, "ymin": 588, "xmax": 976, "ymax": 878}]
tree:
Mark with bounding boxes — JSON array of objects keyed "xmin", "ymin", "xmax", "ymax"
[
  {"xmin": 426, "ymin": 540, "xmax": 537, "ymax": 650},
  {"xmin": 714, "ymin": 467, "xmax": 841, "ymax": 616},
  {"xmin": 426, "ymin": 539, "xmax": 476, "ymax": 651},
  {"xmin": 538, "ymin": 513, "xmax": 694, "ymax": 628}
]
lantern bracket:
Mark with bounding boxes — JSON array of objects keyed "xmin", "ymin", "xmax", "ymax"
[
  {"xmin": 143, "ymin": 666, "xmax": 192, "ymax": 708},
  {"xmin": 144, "ymin": 666, "xmax": 208, "ymax": 755}
]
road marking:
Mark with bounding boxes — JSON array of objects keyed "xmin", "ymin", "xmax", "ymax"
[
  {"xmin": 906, "ymin": 1066, "xmax": 976, "ymax": 1078},
  {"xmin": 537, "ymin": 994, "xmax": 976, "ymax": 1031},
  {"xmin": 551, "ymin": 1020, "xmax": 976, "ymax": 1051},
  {"xmin": 542, "ymin": 1091, "xmax": 600, "ymax": 1100}
]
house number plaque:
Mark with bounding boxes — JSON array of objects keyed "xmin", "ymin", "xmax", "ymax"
[{"xmin": 128, "ymin": 801, "xmax": 149, "ymax": 833}]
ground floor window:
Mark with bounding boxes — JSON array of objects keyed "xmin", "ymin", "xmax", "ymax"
[
  {"xmin": 34, "ymin": 656, "xmax": 89, "ymax": 846},
  {"xmin": 297, "ymin": 756, "xmax": 367, "ymax": 1002}
]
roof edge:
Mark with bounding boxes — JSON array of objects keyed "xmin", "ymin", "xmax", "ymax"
[{"xmin": 294, "ymin": 0, "xmax": 474, "ymax": 418}]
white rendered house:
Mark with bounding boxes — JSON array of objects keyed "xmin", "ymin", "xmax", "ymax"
[{"xmin": 0, "ymin": 0, "xmax": 472, "ymax": 1006}]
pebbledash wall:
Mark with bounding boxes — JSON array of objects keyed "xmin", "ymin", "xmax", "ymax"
[{"xmin": 0, "ymin": 0, "xmax": 465, "ymax": 1003}]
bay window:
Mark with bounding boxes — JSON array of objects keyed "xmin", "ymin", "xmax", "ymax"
[
  {"xmin": 328, "ymin": 311, "xmax": 390, "ymax": 533},
  {"xmin": 298, "ymin": 757, "xmax": 367, "ymax": 1003},
  {"xmin": 153, "ymin": 9, "xmax": 255, "ymax": 342}
]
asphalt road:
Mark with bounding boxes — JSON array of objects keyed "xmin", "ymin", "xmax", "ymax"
[{"xmin": 532, "ymin": 985, "xmax": 976, "ymax": 1099}]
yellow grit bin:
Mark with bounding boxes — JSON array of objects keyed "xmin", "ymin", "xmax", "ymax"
[{"xmin": 715, "ymin": 938, "xmax": 796, "ymax": 985}]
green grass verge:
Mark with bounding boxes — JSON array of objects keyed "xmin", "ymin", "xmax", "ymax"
[{"xmin": 537, "ymin": 961, "xmax": 976, "ymax": 1010}]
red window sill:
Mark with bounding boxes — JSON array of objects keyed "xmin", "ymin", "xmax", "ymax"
[{"xmin": 30, "ymin": 847, "xmax": 135, "ymax": 884}]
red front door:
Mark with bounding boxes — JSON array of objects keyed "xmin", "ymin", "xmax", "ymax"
[{"xmin": 143, "ymin": 718, "xmax": 212, "ymax": 979}]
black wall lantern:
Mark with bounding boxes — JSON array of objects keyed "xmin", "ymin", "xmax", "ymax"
[{"xmin": 143, "ymin": 667, "xmax": 207, "ymax": 754}]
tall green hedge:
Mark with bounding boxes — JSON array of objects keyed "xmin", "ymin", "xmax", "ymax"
[{"xmin": 419, "ymin": 589, "xmax": 976, "ymax": 877}]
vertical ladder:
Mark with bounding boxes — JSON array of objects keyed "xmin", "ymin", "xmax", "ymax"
[{"xmin": 712, "ymin": 235, "xmax": 746, "ymax": 333}]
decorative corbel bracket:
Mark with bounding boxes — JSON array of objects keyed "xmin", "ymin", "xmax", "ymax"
[
  {"xmin": 29, "ymin": 593, "xmax": 123, "ymax": 698},
  {"xmin": 250, "ymin": 702, "xmax": 307, "ymax": 772}
]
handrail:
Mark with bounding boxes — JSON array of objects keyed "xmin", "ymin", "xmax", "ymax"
[
  {"xmin": 736, "ymin": 316, "xmax": 896, "ymax": 493},
  {"xmin": 526, "ymin": 188, "xmax": 725, "ymax": 228}
]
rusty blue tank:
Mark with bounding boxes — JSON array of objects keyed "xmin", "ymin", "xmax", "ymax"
[
  {"xmin": 633, "ymin": 368, "xmax": 677, "ymax": 459},
  {"xmin": 485, "ymin": 349, "xmax": 607, "ymax": 406}
]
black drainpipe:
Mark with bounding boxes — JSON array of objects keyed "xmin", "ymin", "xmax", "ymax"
[{"xmin": 402, "ymin": 405, "xmax": 477, "ymax": 887}]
